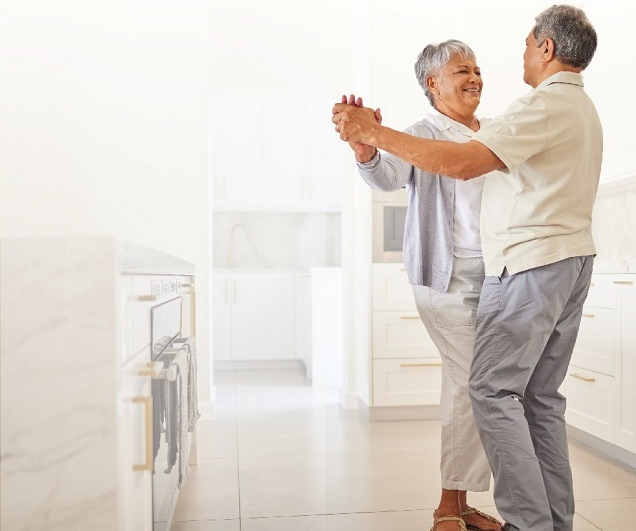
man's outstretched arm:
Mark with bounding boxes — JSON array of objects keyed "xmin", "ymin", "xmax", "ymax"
[{"xmin": 332, "ymin": 103, "xmax": 504, "ymax": 180}]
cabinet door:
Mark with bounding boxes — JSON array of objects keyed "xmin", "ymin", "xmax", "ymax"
[
  {"xmin": 373, "ymin": 358, "xmax": 442, "ymax": 407},
  {"xmin": 571, "ymin": 306, "xmax": 618, "ymax": 376},
  {"xmin": 120, "ymin": 352, "xmax": 153, "ymax": 531},
  {"xmin": 231, "ymin": 272, "xmax": 297, "ymax": 361},
  {"xmin": 373, "ymin": 311, "xmax": 438, "ymax": 359},
  {"xmin": 565, "ymin": 368, "xmax": 614, "ymax": 442},
  {"xmin": 262, "ymin": 97, "xmax": 307, "ymax": 207},
  {"xmin": 616, "ymin": 278, "xmax": 636, "ymax": 452},
  {"xmin": 304, "ymin": 97, "xmax": 345, "ymax": 209},
  {"xmin": 372, "ymin": 263, "xmax": 417, "ymax": 311},
  {"xmin": 210, "ymin": 91, "xmax": 263, "ymax": 207},
  {"xmin": 212, "ymin": 273, "xmax": 233, "ymax": 361}
]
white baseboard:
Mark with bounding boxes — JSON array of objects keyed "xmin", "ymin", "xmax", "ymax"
[{"xmin": 567, "ymin": 425, "xmax": 636, "ymax": 470}]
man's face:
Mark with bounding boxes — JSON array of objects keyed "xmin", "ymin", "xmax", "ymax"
[{"xmin": 523, "ymin": 30, "xmax": 542, "ymax": 88}]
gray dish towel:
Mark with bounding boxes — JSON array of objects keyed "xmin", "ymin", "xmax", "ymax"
[{"xmin": 170, "ymin": 336, "xmax": 200, "ymax": 487}]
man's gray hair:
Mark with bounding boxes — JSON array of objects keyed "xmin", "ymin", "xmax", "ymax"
[
  {"xmin": 533, "ymin": 5, "xmax": 597, "ymax": 69},
  {"xmin": 414, "ymin": 40, "xmax": 477, "ymax": 106}
]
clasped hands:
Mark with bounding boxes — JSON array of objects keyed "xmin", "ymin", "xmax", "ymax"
[{"xmin": 332, "ymin": 94, "xmax": 383, "ymax": 163}]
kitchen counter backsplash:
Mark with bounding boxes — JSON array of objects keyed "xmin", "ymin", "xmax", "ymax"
[
  {"xmin": 213, "ymin": 212, "xmax": 341, "ymax": 270},
  {"xmin": 592, "ymin": 176, "xmax": 636, "ymax": 270}
]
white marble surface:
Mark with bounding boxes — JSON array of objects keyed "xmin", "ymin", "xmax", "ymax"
[
  {"xmin": 0, "ymin": 236, "xmax": 194, "ymax": 531},
  {"xmin": 213, "ymin": 212, "xmax": 341, "ymax": 270},
  {"xmin": 1, "ymin": 237, "xmax": 119, "ymax": 530},
  {"xmin": 592, "ymin": 177, "xmax": 636, "ymax": 272}
]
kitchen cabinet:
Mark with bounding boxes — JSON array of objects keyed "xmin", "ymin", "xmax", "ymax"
[
  {"xmin": 371, "ymin": 263, "xmax": 441, "ymax": 407},
  {"xmin": 211, "ymin": 91, "xmax": 344, "ymax": 212},
  {"xmin": 307, "ymin": 267, "xmax": 343, "ymax": 387},
  {"xmin": 0, "ymin": 237, "xmax": 196, "ymax": 531},
  {"xmin": 565, "ymin": 273, "xmax": 636, "ymax": 455},
  {"xmin": 213, "ymin": 270, "xmax": 297, "ymax": 362}
]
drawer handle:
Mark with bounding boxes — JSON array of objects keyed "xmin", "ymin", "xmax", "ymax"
[
  {"xmin": 129, "ymin": 295, "xmax": 158, "ymax": 302},
  {"xmin": 613, "ymin": 280, "xmax": 634, "ymax": 285},
  {"xmin": 400, "ymin": 362, "xmax": 442, "ymax": 367},
  {"xmin": 569, "ymin": 373, "xmax": 596, "ymax": 383},
  {"xmin": 130, "ymin": 396, "xmax": 153, "ymax": 472},
  {"xmin": 581, "ymin": 314, "xmax": 595, "ymax": 318},
  {"xmin": 138, "ymin": 362, "xmax": 162, "ymax": 377},
  {"xmin": 400, "ymin": 316, "xmax": 421, "ymax": 320}
]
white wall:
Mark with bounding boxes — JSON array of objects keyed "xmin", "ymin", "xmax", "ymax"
[{"xmin": 0, "ymin": 0, "xmax": 213, "ymax": 408}]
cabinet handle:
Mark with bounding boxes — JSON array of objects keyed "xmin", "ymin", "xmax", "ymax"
[
  {"xmin": 138, "ymin": 362, "xmax": 162, "ymax": 377},
  {"xmin": 569, "ymin": 373, "xmax": 596, "ymax": 383},
  {"xmin": 400, "ymin": 362, "xmax": 442, "ymax": 367},
  {"xmin": 179, "ymin": 283, "xmax": 194, "ymax": 288},
  {"xmin": 400, "ymin": 316, "xmax": 421, "ymax": 320},
  {"xmin": 613, "ymin": 280, "xmax": 634, "ymax": 285},
  {"xmin": 130, "ymin": 396, "xmax": 153, "ymax": 472},
  {"xmin": 129, "ymin": 295, "xmax": 158, "ymax": 302},
  {"xmin": 582, "ymin": 314, "xmax": 595, "ymax": 318}
]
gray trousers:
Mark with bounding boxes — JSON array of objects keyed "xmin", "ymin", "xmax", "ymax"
[{"xmin": 468, "ymin": 256, "xmax": 594, "ymax": 531}]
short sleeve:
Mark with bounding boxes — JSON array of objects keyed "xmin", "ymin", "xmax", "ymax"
[{"xmin": 473, "ymin": 95, "xmax": 549, "ymax": 174}]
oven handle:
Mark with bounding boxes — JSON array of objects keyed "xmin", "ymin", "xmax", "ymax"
[{"xmin": 130, "ymin": 396, "xmax": 153, "ymax": 472}]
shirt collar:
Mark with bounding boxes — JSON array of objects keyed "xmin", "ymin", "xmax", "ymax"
[
  {"xmin": 537, "ymin": 71, "xmax": 584, "ymax": 90},
  {"xmin": 425, "ymin": 106, "xmax": 481, "ymax": 137}
]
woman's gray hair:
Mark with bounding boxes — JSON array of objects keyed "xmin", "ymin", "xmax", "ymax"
[
  {"xmin": 533, "ymin": 5, "xmax": 597, "ymax": 70},
  {"xmin": 414, "ymin": 40, "xmax": 476, "ymax": 106}
]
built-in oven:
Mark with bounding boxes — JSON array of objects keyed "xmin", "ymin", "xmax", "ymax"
[
  {"xmin": 149, "ymin": 296, "xmax": 184, "ymax": 531},
  {"xmin": 372, "ymin": 187, "xmax": 408, "ymax": 263}
]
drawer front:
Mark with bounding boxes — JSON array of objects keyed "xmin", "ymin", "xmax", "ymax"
[
  {"xmin": 585, "ymin": 276, "xmax": 619, "ymax": 308},
  {"xmin": 571, "ymin": 307, "xmax": 617, "ymax": 375},
  {"xmin": 372, "ymin": 263, "xmax": 417, "ymax": 311},
  {"xmin": 373, "ymin": 312, "xmax": 438, "ymax": 359},
  {"xmin": 373, "ymin": 359, "xmax": 442, "ymax": 407},
  {"xmin": 565, "ymin": 368, "xmax": 614, "ymax": 442}
]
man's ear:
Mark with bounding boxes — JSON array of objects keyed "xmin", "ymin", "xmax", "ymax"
[{"xmin": 542, "ymin": 37, "xmax": 556, "ymax": 62}]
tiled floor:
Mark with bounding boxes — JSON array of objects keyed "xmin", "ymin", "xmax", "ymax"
[{"xmin": 172, "ymin": 366, "xmax": 636, "ymax": 531}]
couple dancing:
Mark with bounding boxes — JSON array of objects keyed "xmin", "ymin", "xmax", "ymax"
[{"xmin": 333, "ymin": 6, "xmax": 601, "ymax": 531}]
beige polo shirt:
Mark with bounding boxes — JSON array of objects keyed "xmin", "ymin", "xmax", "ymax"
[{"xmin": 473, "ymin": 71, "xmax": 603, "ymax": 277}]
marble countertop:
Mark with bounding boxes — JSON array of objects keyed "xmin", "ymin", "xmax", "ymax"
[
  {"xmin": 119, "ymin": 240, "xmax": 194, "ymax": 275},
  {"xmin": 593, "ymin": 259, "xmax": 636, "ymax": 274}
]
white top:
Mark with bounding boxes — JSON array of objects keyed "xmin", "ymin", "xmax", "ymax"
[
  {"xmin": 425, "ymin": 108, "xmax": 486, "ymax": 258},
  {"xmin": 474, "ymin": 71, "xmax": 603, "ymax": 276}
]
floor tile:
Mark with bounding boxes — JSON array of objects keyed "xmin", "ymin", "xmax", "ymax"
[
  {"xmin": 173, "ymin": 459, "xmax": 240, "ymax": 522},
  {"xmin": 240, "ymin": 509, "xmax": 430, "ymax": 531},
  {"xmin": 173, "ymin": 367, "xmax": 636, "ymax": 531},
  {"xmin": 172, "ymin": 520, "xmax": 240, "ymax": 531},
  {"xmin": 195, "ymin": 420, "xmax": 238, "ymax": 459},
  {"xmin": 575, "ymin": 497, "xmax": 636, "ymax": 530}
]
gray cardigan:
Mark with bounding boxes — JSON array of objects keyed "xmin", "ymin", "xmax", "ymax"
[{"xmin": 357, "ymin": 115, "xmax": 456, "ymax": 291}]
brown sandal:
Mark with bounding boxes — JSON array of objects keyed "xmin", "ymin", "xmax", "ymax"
[
  {"xmin": 460, "ymin": 507, "xmax": 502, "ymax": 531},
  {"xmin": 431, "ymin": 513, "xmax": 469, "ymax": 531}
]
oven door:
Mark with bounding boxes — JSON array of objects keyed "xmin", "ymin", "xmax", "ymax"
[
  {"xmin": 372, "ymin": 202, "xmax": 407, "ymax": 263},
  {"xmin": 150, "ymin": 297, "xmax": 182, "ymax": 531}
]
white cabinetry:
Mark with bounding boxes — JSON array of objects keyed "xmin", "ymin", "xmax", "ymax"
[
  {"xmin": 565, "ymin": 274, "xmax": 636, "ymax": 455},
  {"xmin": 213, "ymin": 271, "xmax": 297, "ymax": 362},
  {"xmin": 371, "ymin": 263, "xmax": 441, "ymax": 407},
  {"xmin": 211, "ymin": 92, "xmax": 344, "ymax": 212}
]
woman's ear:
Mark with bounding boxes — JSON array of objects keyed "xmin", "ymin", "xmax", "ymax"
[{"xmin": 426, "ymin": 75, "xmax": 438, "ymax": 96}]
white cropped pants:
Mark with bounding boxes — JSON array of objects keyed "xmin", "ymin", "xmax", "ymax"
[{"xmin": 412, "ymin": 256, "xmax": 491, "ymax": 492}]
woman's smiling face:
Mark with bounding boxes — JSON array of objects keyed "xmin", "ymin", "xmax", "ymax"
[{"xmin": 429, "ymin": 53, "xmax": 483, "ymax": 120}]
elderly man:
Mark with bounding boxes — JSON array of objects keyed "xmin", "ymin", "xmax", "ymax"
[{"xmin": 332, "ymin": 6, "xmax": 601, "ymax": 531}]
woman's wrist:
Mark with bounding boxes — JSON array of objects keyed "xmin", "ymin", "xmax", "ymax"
[{"xmin": 355, "ymin": 148, "xmax": 378, "ymax": 164}]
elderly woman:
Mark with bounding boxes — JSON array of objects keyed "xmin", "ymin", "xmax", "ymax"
[{"xmin": 342, "ymin": 40, "xmax": 502, "ymax": 531}]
